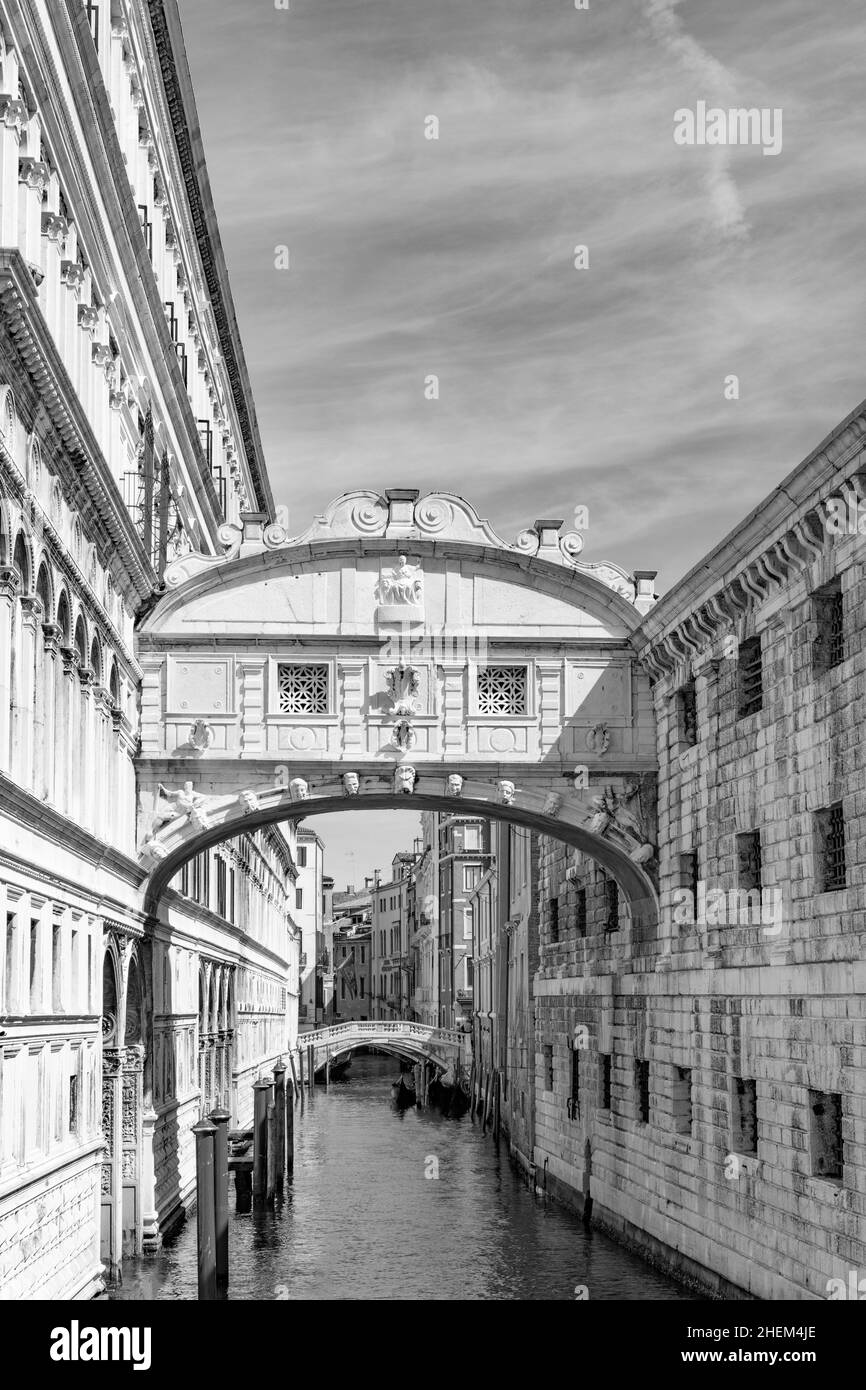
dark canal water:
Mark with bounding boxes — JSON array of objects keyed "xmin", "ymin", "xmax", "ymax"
[{"xmin": 113, "ymin": 1055, "xmax": 699, "ymax": 1301}]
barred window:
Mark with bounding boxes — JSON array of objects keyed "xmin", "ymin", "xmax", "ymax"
[
  {"xmin": 813, "ymin": 579, "xmax": 844, "ymax": 674},
  {"xmin": 677, "ymin": 679, "xmax": 698, "ymax": 746},
  {"xmin": 733, "ymin": 1076, "xmax": 758, "ymax": 1155},
  {"xmin": 809, "ymin": 1090, "xmax": 843, "ymax": 1180},
  {"xmin": 636, "ymin": 1059, "xmax": 650, "ymax": 1124},
  {"xmin": 599, "ymin": 1054, "xmax": 612, "ymax": 1110},
  {"xmin": 816, "ymin": 802, "xmax": 846, "ymax": 892},
  {"xmin": 277, "ymin": 663, "xmax": 328, "ymax": 714},
  {"xmin": 736, "ymin": 830, "xmax": 762, "ymax": 892},
  {"xmin": 477, "ymin": 666, "xmax": 527, "ymax": 715},
  {"xmin": 737, "ymin": 636, "xmax": 763, "ymax": 718}
]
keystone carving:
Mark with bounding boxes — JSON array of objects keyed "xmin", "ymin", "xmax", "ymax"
[{"xmin": 394, "ymin": 765, "xmax": 416, "ymax": 794}]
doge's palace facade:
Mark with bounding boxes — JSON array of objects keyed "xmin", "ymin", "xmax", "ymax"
[{"xmin": 0, "ymin": 0, "xmax": 298, "ymax": 1299}]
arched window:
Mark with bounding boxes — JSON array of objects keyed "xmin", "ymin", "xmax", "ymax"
[
  {"xmin": 73, "ymin": 614, "xmax": 87, "ymax": 666},
  {"xmin": 36, "ymin": 562, "xmax": 51, "ymax": 616},
  {"xmin": 0, "ymin": 386, "xmax": 16, "ymax": 450},
  {"xmin": 89, "ymin": 634, "xmax": 102, "ymax": 683},
  {"xmin": 102, "ymin": 952, "xmax": 119, "ymax": 1046},
  {"xmin": 12, "ymin": 533, "xmax": 29, "ymax": 592},
  {"xmin": 125, "ymin": 960, "xmax": 143, "ymax": 1046},
  {"xmin": 56, "ymin": 591, "xmax": 71, "ymax": 644},
  {"xmin": 108, "ymin": 660, "xmax": 120, "ymax": 708}
]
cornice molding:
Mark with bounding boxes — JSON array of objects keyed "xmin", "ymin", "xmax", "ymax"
[{"xmin": 0, "ymin": 771, "xmax": 146, "ymax": 887}]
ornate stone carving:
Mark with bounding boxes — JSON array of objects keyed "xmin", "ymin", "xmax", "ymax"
[
  {"xmin": 289, "ymin": 777, "xmax": 309, "ymax": 802},
  {"xmin": 188, "ymin": 718, "xmax": 214, "ymax": 754},
  {"xmin": 377, "ymin": 556, "xmax": 423, "ymax": 622},
  {"xmin": 18, "ymin": 156, "xmax": 49, "ymax": 193},
  {"xmin": 0, "ymin": 94, "xmax": 28, "ymax": 136},
  {"xmin": 585, "ymin": 782, "xmax": 655, "ymax": 863},
  {"xmin": 392, "ymin": 718, "xmax": 416, "ymax": 751},
  {"xmin": 385, "ymin": 664, "xmax": 419, "ymax": 716},
  {"xmin": 155, "ymin": 780, "xmax": 210, "ymax": 830},
  {"xmin": 496, "ymin": 779, "xmax": 516, "ymax": 806},
  {"xmin": 543, "ymin": 792, "xmax": 562, "ymax": 817},
  {"xmin": 139, "ymin": 838, "xmax": 168, "ymax": 866},
  {"xmin": 585, "ymin": 723, "xmax": 610, "ymax": 756},
  {"xmin": 342, "ymin": 772, "xmax": 360, "ymax": 796},
  {"xmin": 394, "ymin": 764, "xmax": 416, "ymax": 794},
  {"xmin": 447, "ymin": 773, "xmax": 463, "ymax": 798},
  {"xmin": 237, "ymin": 789, "xmax": 259, "ymax": 814}
]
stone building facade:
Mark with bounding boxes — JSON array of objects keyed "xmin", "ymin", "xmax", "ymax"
[
  {"xmin": 0, "ymin": 0, "xmax": 297, "ymax": 1300},
  {"xmin": 532, "ymin": 401, "xmax": 866, "ymax": 1299}
]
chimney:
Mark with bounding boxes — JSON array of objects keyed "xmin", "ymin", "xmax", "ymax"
[{"xmin": 348, "ymin": 883, "xmax": 356, "ymax": 895}]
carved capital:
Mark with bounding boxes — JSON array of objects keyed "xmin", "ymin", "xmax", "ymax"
[
  {"xmin": 61, "ymin": 260, "xmax": 86, "ymax": 292},
  {"xmin": 77, "ymin": 304, "xmax": 100, "ymax": 335},
  {"xmin": 41, "ymin": 620, "xmax": 62, "ymax": 654},
  {"xmin": 41, "ymin": 210, "xmax": 69, "ymax": 246},
  {"xmin": 77, "ymin": 664, "xmax": 95, "ymax": 687},
  {"xmin": 92, "ymin": 342, "xmax": 113, "ymax": 370},
  {"xmin": 0, "ymin": 94, "xmax": 28, "ymax": 136},
  {"xmin": 0, "ymin": 566, "xmax": 21, "ymax": 602},
  {"xmin": 18, "ymin": 593, "xmax": 42, "ymax": 626},
  {"xmin": 60, "ymin": 644, "xmax": 80, "ymax": 677},
  {"xmin": 18, "ymin": 157, "xmax": 49, "ymax": 193},
  {"xmin": 109, "ymin": 389, "xmax": 125, "ymax": 412}
]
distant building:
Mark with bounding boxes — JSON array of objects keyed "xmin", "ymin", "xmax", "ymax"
[
  {"xmin": 295, "ymin": 827, "xmax": 325, "ymax": 1028},
  {"xmin": 436, "ymin": 815, "xmax": 493, "ymax": 1030},
  {"xmin": 371, "ymin": 853, "xmax": 418, "ymax": 1019}
]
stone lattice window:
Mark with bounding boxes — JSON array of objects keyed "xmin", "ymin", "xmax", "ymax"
[
  {"xmin": 809, "ymin": 1090, "xmax": 843, "ymax": 1181},
  {"xmin": 543, "ymin": 1043, "xmax": 554, "ymax": 1092},
  {"xmin": 277, "ymin": 663, "xmax": 328, "ymax": 714},
  {"xmin": 477, "ymin": 665, "xmax": 527, "ymax": 715},
  {"xmin": 549, "ymin": 895, "xmax": 560, "ymax": 942},
  {"xmin": 575, "ymin": 886, "xmax": 587, "ymax": 937},
  {"xmin": 603, "ymin": 874, "xmax": 620, "ymax": 932}
]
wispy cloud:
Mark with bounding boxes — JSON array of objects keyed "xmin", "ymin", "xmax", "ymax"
[{"xmin": 179, "ymin": 0, "xmax": 866, "ymax": 590}]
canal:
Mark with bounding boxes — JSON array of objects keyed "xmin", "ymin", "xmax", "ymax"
[{"xmin": 113, "ymin": 1055, "xmax": 700, "ymax": 1301}]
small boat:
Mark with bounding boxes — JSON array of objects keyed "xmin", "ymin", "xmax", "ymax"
[
  {"xmin": 390, "ymin": 1074, "xmax": 416, "ymax": 1108},
  {"xmin": 314, "ymin": 1053, "xmax": 352, "ymax": 1084}
]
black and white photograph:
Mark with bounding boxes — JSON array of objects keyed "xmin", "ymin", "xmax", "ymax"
[{"xmin": 0, "ymin": 0, "xmax": 864, "ymax": 1352}]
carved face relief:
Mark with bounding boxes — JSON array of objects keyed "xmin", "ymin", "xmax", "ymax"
[
  {"xmin": 289, "ymin": 777, "xmax": 310, "ymax": 802},
  {"xmin": 237, "ymin": 790, "xmax": 259, "ymax": 814},
  {"xmin": 496, "ymin": 780, "xmax": 516, "ymax": 806},
  {"xmin": 343, "ymin": 773, "xmax": 360, "ymax": 796},
  {"xmin": 395, "ymin": 765, "xmax": 416, "ymax": 794},
  {"xmin": 543, "ymin": 792, "xmax": 562, "ymax": 817},
  {"xmin": 447, "ymin": 774, "xmax": 463, "ymax": 798}
]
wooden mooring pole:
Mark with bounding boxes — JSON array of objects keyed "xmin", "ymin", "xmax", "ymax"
[
  {"xmin": 273, "ymin": 1062, "xmax": 287, "ymax": 1191},
  {"xmin": 297, "ymin": 1048, "xmax": 305, "ymax": 1111},
  {"xmin": 266, "ymin": 1103, "xmax": 277, "ymax": 1204},
  {"xmin": 252, "ymin": 1079, "xmax": 271, "ymax": 1204},
  {"xmin": 286, "ymin": 1067, "xmax": 295, "ymax": 1176},
  {"xmin": 192, "ymin": 1118, "xmax": 217, "ymax": 1301},
  {"xmin": 208, "ymin": 1107, "xmax": 231, "ymax": 1290}
]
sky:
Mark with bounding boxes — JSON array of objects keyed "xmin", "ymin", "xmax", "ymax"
[{"xmin": 177, "ymin": 0, "xmax": 865, "ymax": 877}]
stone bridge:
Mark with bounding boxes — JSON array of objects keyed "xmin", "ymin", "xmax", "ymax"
[
  {"xmin": 297, "ymin": 1020, "xmax": 468, "ymax": 1073},
  {"xmin": 134, "ymin": 488, "xmax": 660, "ymax": 925}
]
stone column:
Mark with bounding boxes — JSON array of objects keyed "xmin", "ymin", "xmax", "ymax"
[
  {"xmin": 17, "ymin": 150, "xmax": 48, "ymax": 276},
  {"xmin": 14, "ymin": 593, "xmax": 40, "ymax": 791},
  {"xmin": 59, "ymin": 646, "xmax": 79, "ymax": 820},
  {"xmin": 535, "ymin": 661, "xmax": 563, "ymax": 758},
  {"xmin": 440, "ymin": 662, "xmax": 466, "ymax": 756},
  {"xmin": 0, "ymin": 567, "xmax": 20, "ymax": 774},
  {"xmin": 338, "ymin": 658, "xmax": 366, "ymax": 756},
  {"xmin": 0, "ymin": 65, "xmax": 27, "ymax": 246},
  {"xmin": 77, "ymin": 664, "xmax": 95, "ymax": 833}
]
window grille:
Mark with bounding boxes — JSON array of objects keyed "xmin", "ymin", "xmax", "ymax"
[
  {"xmin": 576, "ymin": 886, "xmax": 587, "ymax": 937},
  {"xmin": 677, "ymin": 679, "xmax": 698, "ymax": 745},
  {"xmin": 549, "ymin": 896, "xmax": 559, "ymax": 942},
  {"xmin": 477, "ymin": 666, "xmax": 527, "ymax": 715},
  {"xmin": 636, "ymin": 1059, "xmax": 650, "ymax": 1123},
  {"xmin": 543, "ymin": 1044, "xmax": 554, "ymax": 1092},
  {"xmin": 674, "ymin": 1066, "xmax": 692, "ymax": 1135},
  {"xmin": 733, "ymin": 1076, "xmax": 758, "ymax": 1154},
  {"xmin": 809, "ymin": 1090, "xmax": 843, "ymax": 1180},
  {"xmin": 604, "ymin": 874, "xmax": 619, "ymax": 932},
  {"xmin": 277, "ymin": 664, "xmax": 328, "ymax": 714},
  {"xmin": 813, "ymin": 580, "xmax": 844, "ymax": 673},
  {"xmin": 736, "ymin": 831, "xmax": 762, "ymax": 892},
  {"xmin": 600, "ymin": 1054, "xmax": 612, "ymax": 1110},
  {"xmin": 818, "ymin": 802, "xmax": 846, "ymax": 891},
  {"xmin": 737, "ymin": 636, "xmax": 763, "ymax": 718}
]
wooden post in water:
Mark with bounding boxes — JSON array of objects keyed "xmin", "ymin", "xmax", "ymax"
[
  {"xmin": 252, "ymin": 1079, "xmax": 271, "ymax": 1204},
  {"xmin": 493, "ymin": 1071, "xmax": 501, "ymax": 1142},
  {"xmin": 289, "ymin": 1051, "xmax": 299, "ymax": 1101},
  {"xmin": 307, "ymin": 1044, "xmax": 314, "ymax": 1089},
  {"xmin": 208, "ymin": 1107, "xmax": 231, "ymax": 1290},
  {"xmin": 273, "ymin": 1062, "xmax": 287, "ymax": 1191},
  {"xmin": 297, "ymin": 1048, "xmax": 305, "ymax": 1111},
  {"xmin": 266, "ymin": 1103, "xmax": 277, "ymax": 1204},
  {"xmin": 468, "ymin": 1061, "xmax": 476, "ymax": 1120},
  {"xmin": 481, "ymin": 1072, "xmax": 491, "ymax": 1134},
  {"xmin": 192, "ymin": 1118, "xmax": 217, "ymax": 1301},
  {"xmin": 413, "ymin": 1063, "xmax": 422, "ymax": 1105},
  {"xmin": 325, "ymin": 1049, "xmax": 330, "ymax": 1091},
  {"xmin": 286, "ymin": 1068, "xmax": 294, "ymax": 1176}
]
